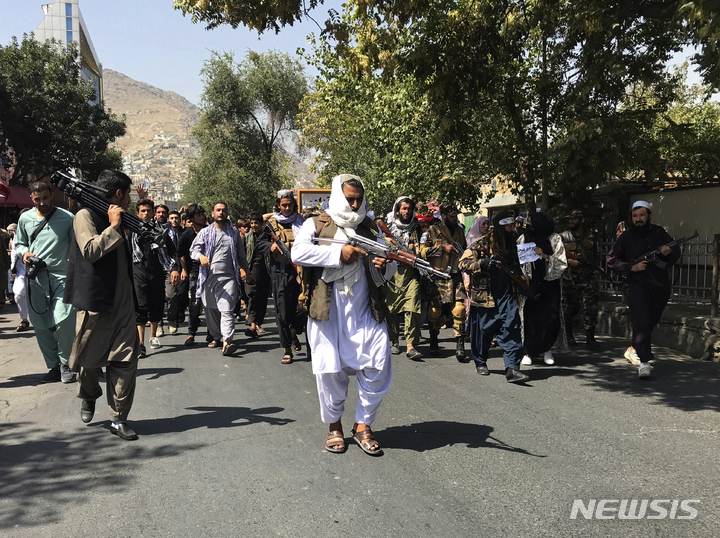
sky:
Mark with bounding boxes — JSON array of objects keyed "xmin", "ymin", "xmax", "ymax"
[
  {"xmin": 0, "ymin": 0, "xmax": 704, "ymax": 107},
  {"xmin": 0, "ymin": 0, "xmax": 345, "ymax": 106}
]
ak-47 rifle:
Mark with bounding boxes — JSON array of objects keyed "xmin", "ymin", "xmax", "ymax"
[
  {"xmin": 51, "ymin": 170, "xmax": 166, "ymax": 249},
  {"xmin": 311, "ymin": 233, "xmax": 452, "ymax": 287},
  {"xmin": 489, "ymin": 255, "xmax": 540, "ymax": 300},
  {"xmin": 376, "ymin": 220, "xmax": 452, "ymax": 280},
  {"xmin": 634, "ymin": 230, "xmax": 699, "ymax": 269},
  {"xmin": 477, "ymin": 243, "xmax": 538, "ymax": 299},
  {"xmin": 263, "ymin": 221, "xmax": 297, "ymax": 271},
  {"xmin": 576, "ymin": 259, "xmax": 615, "ymax": 282}
]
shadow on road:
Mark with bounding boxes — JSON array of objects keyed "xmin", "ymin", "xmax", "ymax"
[
  {"xmin": 0, "ymin": 372, "xmax": 46, "ymax": 388},
  {"xmin": 136, "ymin": 367, "xmax": 184, "ymax": 380},
  {"xmin": 0, "ymin": 421, "xmax": 205, "ymax": 530},
  {"xmin": 553, "ymin": 341, "xmax": 720, "ymax": 412},
  {"xmin": 112, "ymin": 405, "xmax": 295, "ymax": 436},
  {"xmin": 376, "ymin": 421, "xmax": 546, "ymax": 457}
]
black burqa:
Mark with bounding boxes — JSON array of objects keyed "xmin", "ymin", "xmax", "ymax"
[{"xmin": 522, "ymin": 212, "xmax": 562, "ymax": 356}]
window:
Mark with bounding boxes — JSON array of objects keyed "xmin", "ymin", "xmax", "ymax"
[
  {"xmin": 65, "ymin": 3, "xmax": 72, "ymax": 17},
  {"xmin": 66, "ymin": 31, "xmax": 73, "ymax": 43},
  {"xmin": 66, "ymin": 18, "xmax": 72, "ymax": 31}
]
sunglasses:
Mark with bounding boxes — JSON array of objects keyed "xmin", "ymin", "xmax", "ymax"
[{"xmin": 345, "ymin": 196, "xmax": 364, "ymax": 205}]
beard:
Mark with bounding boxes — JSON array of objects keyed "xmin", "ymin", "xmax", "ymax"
[
  {"xmin": 398, "ymin": 214, "xmax": 412, "ymax": 225},
  {"xmin": 569, "ymin": 222, "xmax": 580, "ymax": 231},
  {"xmin": 445, "ymin": 219, "xmax": 458, "ymax": 232}
]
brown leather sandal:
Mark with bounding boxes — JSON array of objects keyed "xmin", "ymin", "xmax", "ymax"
[
  {"xmin": 281, "ymin": 353, "xmax": 293, "ymax": 364},
  {"xmin": 351, "ymin": 428, "xmax": 384, "ymax": 456},
  {"xmin": 207, "ymin": 340, "xmax": 221, "ymax": 348},
  {"xmin": 325, "ymin": 430, "xmax": 346, "ymax": 453}
]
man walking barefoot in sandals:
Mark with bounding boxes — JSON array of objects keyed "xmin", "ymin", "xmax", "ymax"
[{"xmin": 292, "ymin": 174, "xmax": 396, "ymax": 456}]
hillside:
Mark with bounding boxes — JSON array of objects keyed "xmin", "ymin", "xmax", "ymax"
[
  {"xmin": 103, "ymin": 69, "xmax": 199, "ymax": 205},
  {"xmin": 103, "ymin": 69, "xmax": 317, "ymax": 205}
]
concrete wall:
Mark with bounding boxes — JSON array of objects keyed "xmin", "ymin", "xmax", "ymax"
[{"xmin": 630, "ymin": 186, "xmax": 720, "ymax": 238}]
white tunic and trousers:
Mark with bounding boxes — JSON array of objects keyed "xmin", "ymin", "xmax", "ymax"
[{"xmin": 292, "ymin": 218, "xmax": 396, "ymax": 426}]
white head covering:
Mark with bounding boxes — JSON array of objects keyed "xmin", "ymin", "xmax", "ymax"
[
  {"xmin": 466, "ymin": 215, "xmax": 489, "ymax": 246},
  {"xmin": 632, "ymin": 200, "xmax": 652, "ymax": 212},
  {"xmin": 322, "ymin": 174, "xmax": 368, "ymax": 296},
  {"xmin": 327, "ymin": 174, "xmax": 366, "ymax": 229}
]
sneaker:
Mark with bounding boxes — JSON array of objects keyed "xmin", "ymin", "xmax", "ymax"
[
  {"xmin": 390, "ymin": 344, "xmax": 401, "ymax": 355},
  {"xmin": 40, "ymin": 366, "xmax": 61, "ymax": 384},
  {"xmin": 406, "ymin": 348, "xmax": 423, "ymax": 361},
  {"xmin": 139, "ymin": 343, "xmax": 147, "ymax": 357},
  {"xmin": 521, "ymin": 355, "xmax": 532, "ymax": 366},
  {"xmin": 506, "ymin": 368, "xmax": 530, "ymax": 383},
  {"xmin": 624, "ymin": 347, "xmax": 640, "ymax": 366},
  {"xmin": 149, "ymin": 337, "xmax": 161, "ymax": 349},
  {"xmin": 156, "ymin": 325, "xmax": 164, "ymax": 337},
  {"xmin": 476, "ymin": 365, "xmax": 490, "ymax": 376},
  {"xmin": 168, "ymin": 324, "xmax": 178, "ymax": 334},
  {"xmin": 638, "ymin": 362, "xmax": 653, "ymax": 379},
  {"xmin": 60, "ymin": 363, "xmax": 76, "ymax": 383},
  {"xmin": 542, "ymin": 351, "xmax": 555, "ymax": 365}
]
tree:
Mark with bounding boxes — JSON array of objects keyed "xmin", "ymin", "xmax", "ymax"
[
  {"xmin": 173, "ymin": 0, "xmax": 326, "ymax": 33},
  {"xmin": 182, "ymin": 50, "xmax": 308, "ymax": 216},
  {"xmin": 0, "ymin": 36, "xmax": 126, "ymax": 186}
]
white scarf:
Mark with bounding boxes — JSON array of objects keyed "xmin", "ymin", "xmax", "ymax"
[{"xmin": 322, "ymin": 174, "xmax": 367, "ymax": 296}]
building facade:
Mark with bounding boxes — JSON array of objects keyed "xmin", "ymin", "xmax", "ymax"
[{"xmin": 34, "ymin": 0, "xmax": 103, "ymax": 104}]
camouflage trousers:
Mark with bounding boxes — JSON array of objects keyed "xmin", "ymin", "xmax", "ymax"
[
  {"xmin": 562, "ymin": 278, "xmax": 599, "ymax": 330},
  {"xmin": 427, "ymin": 276, "xmax": 467, "ymax": 337}
]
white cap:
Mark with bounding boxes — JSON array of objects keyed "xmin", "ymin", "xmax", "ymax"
[{"xmin": 632, "ymin": 200, "xmax": 652, "ymax": 212}]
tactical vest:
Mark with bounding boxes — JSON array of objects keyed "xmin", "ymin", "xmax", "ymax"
[{"xmin": 301, "ymin": 213, "xmax": 387, "ymax": 323}]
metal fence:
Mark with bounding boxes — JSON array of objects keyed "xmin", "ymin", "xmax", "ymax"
[{"xmin": 596, "ymin": 234, "xmax": 720, "ymax": 312}]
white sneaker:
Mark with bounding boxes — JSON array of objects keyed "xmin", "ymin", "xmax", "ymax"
[
  {"xmin": 638, "ymin": 362, "xmax": 653, "ymax": 379},
  {"xmin": 149, "ymin": 337, "xmax": 162, "ymax": 349},
  {"xmin": 624, "ymin": 347, "xmax": 640, "ymax": 365},
  {"xmin": 542, "ymin": 351, "xmax": 555, "ymax": 365},
  {"xmin": 156, "ymin": 325, "xmax": 164, "ymax": 337},
  {"xmin": 521, "ymin": 355, "xmax": 532, "ymax": 366}
]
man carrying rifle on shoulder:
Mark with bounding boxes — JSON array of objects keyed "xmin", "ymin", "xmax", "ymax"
[
  {"xmin": 561, "ymin": 209, "xmax": 600, "ymax": 348},
  {"xmin": 607, "ymin": 201, "xmax": 681, "ymax": 379},
  {"xmin": 420, "ymin": 202, "xmax": 468, "ymax": 360},
  {"xmin": 459, "ymin": 211, "xmax": 530, "ymax": 383}
]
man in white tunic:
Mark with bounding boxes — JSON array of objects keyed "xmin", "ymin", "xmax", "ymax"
[
  {"xmin": 292, "ymin": 174, "xmax": 396, "ymax": 456},
  {"xmin": 190, "ymin": 201, "xmax": 249, "ymax": 356}
]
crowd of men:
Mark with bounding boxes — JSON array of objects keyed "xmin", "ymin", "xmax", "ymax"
[{"xmin": 1, "ymin": 170, "xmax": 681, "ymax": 453}]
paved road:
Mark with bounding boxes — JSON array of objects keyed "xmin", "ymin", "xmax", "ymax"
[{"xmin": 1, "ymin": 302, "xmax": 719, "ymax": 537}]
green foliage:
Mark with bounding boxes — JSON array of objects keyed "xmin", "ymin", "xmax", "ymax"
[
  {"xmin": 0, "ymin": 36, "xmax": 126, "ymax": 186},
  {"xmin": 173, "ymin": 0, "xmax": 325, "ymax": 33},
  {"xmin": 182, "ymin": 50, "xmax": 307, "ymax": 217}
]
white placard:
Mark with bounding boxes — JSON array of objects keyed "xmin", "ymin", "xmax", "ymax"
[{"xmin": 517, "ymin": 242, "xmax": 541, "ymax": 264}]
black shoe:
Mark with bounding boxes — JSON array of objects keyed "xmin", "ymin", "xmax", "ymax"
[
  {"xmin": 184, "ymin": 335, "xmax": 195, "ymax": 347},
  {"xmin": 506, "ymin": 368, "xmax": 530, "ymax": 383},
  {"xmin": 429, "ymin": 331, "xmax": 440, "ymax": 357},
  {"xmin": 80, "ymin": 399, "xmax": 95, "ymax": 423},
  {"xmin": 111, "ymin": 422, "xmax": 138, "ymax": 441},
  {"xmin": 476, "ymin": 365, "xmax": 490, "ymax": 375},
  {"xmin": 39, "ymin": 366, "xmax": 61, "ymax": 384},
  {"xmin": 244, "ymin": 328, "xmax": 258, "ymax": 338},
  {"xmin": 585, "ymin": 328, "xmax": 600, "ymax": 348},
  {"xmin": 455, "ymin": 337, "xmax": 469, "ymax": 363},
  {"xmin": 567, "ymin": 331, "xmax": 577, "ymax": 347},
  {"xmin": 390, "ymin": 343, "xmax": 401, "ymax": 355},
  {"xmin": 139, "ymin": 344, "xmax": 146, "ymax": 358},
  {"xmin": 406, "ymin": 348, "xmax": 423, "ymax": 361}
]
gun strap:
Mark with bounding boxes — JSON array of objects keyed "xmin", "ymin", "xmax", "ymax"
[
  {"xmin": 438, "ymin": 224, "xmax": 456, "ymax": 245},
  {"xmin": 30, "ymin": 207, "xmax": 57, "ymax": 245}
]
